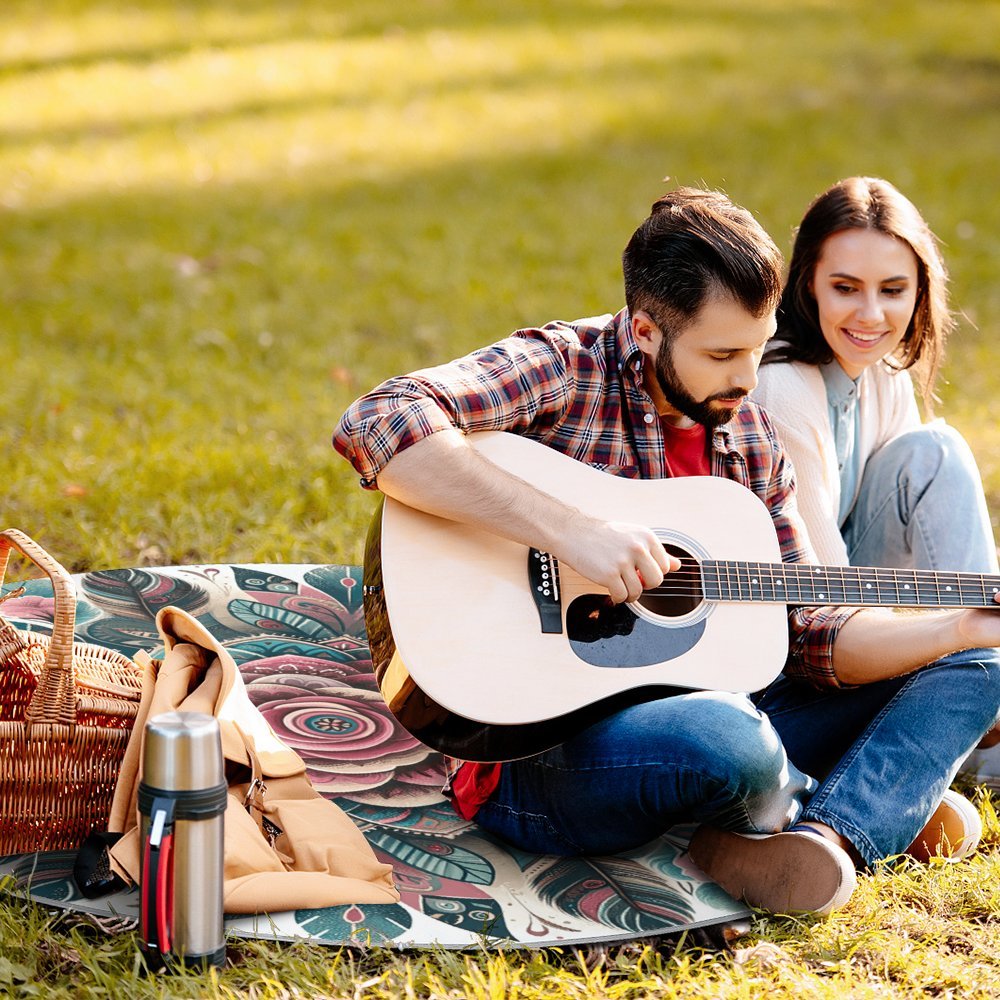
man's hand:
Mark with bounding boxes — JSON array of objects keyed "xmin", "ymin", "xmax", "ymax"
[{"xmin": 555, "ymin": 515, "xmax": 681, "ymax": 604}]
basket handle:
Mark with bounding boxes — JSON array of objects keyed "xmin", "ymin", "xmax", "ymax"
[{"xmin": 0, "ymin": 528, "xmax": 78, "ymax": 728}]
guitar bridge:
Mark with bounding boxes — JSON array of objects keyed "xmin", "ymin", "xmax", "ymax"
[{"xmin": 528, "ymin": 549, "xmax": 563, "ymax": 633}]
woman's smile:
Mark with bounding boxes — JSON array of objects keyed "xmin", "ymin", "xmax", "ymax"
[{"xmin": 812, "ymin": 229, "xmax": 919, "ymax": 379}]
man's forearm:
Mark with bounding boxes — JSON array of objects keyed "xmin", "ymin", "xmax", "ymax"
[
  {"xmin": 375, "ymin": 429, "xmax": 677, "ymax": 604},
  {"xmin": 832, "ymin": 607, "xmax": 991, "ymax": 684},
  {"xmin": 375, "ymin": 428, "xmax": 578, "ymax": 555}
]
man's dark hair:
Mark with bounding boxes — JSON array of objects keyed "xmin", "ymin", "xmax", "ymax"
[{"xmin": 622, "ymin": 187, "xmax": 783, "ymax": 340}]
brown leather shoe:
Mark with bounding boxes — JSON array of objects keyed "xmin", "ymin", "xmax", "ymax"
[
  {"xmin": 688, "ymin": 827, "xmax": 857, "ymax": 915},
  {"xmin": 907, "ymin": 789, "xmax": 982, "ymax": 862}
]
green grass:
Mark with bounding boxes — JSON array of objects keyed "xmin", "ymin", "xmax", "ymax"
[
  {"xmin": 3, "ymin": 0, "xmax": 1000, "ymax": 995},
  {"xmin": 4, "ymin": 798, "xmax": 1000, "ymax": 997},
  {"xmin": 3, "ymin": 0, "xmax": 1000, "ymax": 571}
]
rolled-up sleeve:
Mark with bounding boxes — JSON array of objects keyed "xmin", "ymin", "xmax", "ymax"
[
  {"xmin": 774, "ymin": 473, "xmax": 861, "ymax": 688},
  {"xmin": 333, "ymin": 332, "xmax": 573, "ymax": 488},
  {"xmin": 333, "ymin": 389, "xmax": 459, "ymax": 488},
  {"xmin": 785, "ymin": 605, "xmax": 858, "ymax": 687}
]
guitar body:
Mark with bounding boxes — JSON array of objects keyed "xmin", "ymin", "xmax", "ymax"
[{"xmin": 363, "ymin": 432, "xmax": 789, "ymax": 761}]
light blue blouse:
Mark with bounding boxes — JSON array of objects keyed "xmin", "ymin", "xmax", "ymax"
[{"xmin": 820, "ymin": 360, "xmax": 864, "ymax": 526}]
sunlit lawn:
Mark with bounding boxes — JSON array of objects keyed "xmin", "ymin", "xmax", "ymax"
[
  {"xmin": 3, "ymin": 0, "xmax": 999, "ymax": 571},
  {"xmin": 3, "ymin": 0, "xmax": 1000, "ymax": 996}
]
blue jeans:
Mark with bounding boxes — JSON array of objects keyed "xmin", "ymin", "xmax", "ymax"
[
  {"xmin": 756, "ymin": 647, "xmax": 1000, "ymax": 865},
  {"xmin": 475, "ymin": 691, "xmax": 816, "ymax": 856},
  {"xmin": 842, "ymin": 423, "xmax": 999, "ymax": 574},
  {"xmin": 476, "ymin": 649, "xmax": 1000, "ymax": 868}
]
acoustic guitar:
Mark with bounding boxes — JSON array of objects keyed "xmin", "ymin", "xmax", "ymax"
[{"xmin": 362, "ymin": 431, "xmax": 1000, "ymax": 762}]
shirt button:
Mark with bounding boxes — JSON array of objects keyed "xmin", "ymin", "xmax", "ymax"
[{"xmin": 643, "ymin": 413, "xmax": 655, "ymax": 424}]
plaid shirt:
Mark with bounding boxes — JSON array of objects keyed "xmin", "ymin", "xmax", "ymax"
[{"xmin": 334, "ymin": 310, "xmax": 859, "ymax": 807}]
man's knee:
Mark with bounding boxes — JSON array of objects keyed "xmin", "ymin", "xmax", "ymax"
[
  {"xmin": 675, "ymin": 692, "xmax": 810, "ymax": 831},
  {"xmin": 659, "ymin": 691, "xmax": 789, "ymax": 790}
]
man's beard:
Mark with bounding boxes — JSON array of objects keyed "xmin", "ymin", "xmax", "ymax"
[{"xmin": 654, "ymin": 339, "xmax": 748, "ymax": 429}]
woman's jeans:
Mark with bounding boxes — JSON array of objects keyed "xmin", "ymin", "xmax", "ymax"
[
  {"xmin": 476, "ymin": 426, "xmax": 1000, "ymax": 867},
  {"xmin": 842, "ymin": 422, "xmax": 998, "ymax": 574}
]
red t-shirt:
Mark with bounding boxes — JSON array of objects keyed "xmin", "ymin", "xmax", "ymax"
[
  {"xmin": 659, "ymin": 419, "xmax": 711, "ymax": 478},
  {"xmin": 448, "ymin": 420, "xmax": 710, "ymax": 819}
]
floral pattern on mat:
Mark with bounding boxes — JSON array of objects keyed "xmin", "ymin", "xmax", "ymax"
[{"xmin": 0, "ymin": 564, "xmax": 747, "ymax": 948}]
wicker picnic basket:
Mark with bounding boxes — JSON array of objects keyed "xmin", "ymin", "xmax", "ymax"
[{"xmin": 0, "ymin": 528, "xmax": 144, "ymax": 855}]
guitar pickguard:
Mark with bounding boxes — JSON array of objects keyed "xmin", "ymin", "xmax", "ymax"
[{"xmin": 566, "ymin": 594, "xmax": 706, "ymax": 667}]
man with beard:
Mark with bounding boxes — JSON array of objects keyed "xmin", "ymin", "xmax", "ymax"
[{"xmin": 333, "ymin": 188, "xmax": 1000, "ymax": 915}]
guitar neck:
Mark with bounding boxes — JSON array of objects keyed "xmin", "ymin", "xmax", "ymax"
[{"xmin": 701, "ymin": 561, "xmax": 1000, "ymax": 609}]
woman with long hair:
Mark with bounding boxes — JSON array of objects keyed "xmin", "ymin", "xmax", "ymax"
[{"xmin": 753, "ymin": 175, "xmax": 1000, "ymax": 837}]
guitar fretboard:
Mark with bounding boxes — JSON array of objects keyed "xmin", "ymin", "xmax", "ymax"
[{"xmin": 701, "ymin": 561, "xmax": 1000, "ymax": 608}]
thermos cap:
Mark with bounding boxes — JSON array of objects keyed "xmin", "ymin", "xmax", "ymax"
[{"xmin": 142, "ymin": 711, "xmax": 225, "ymax": 791}]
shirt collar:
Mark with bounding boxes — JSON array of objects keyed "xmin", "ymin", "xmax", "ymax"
[
  {"xmin": 711, "ymin": 423, "xmax": 734, "ymax": 455},
  {"xmin": 616, "ymin": 308, "xmax": 645, "ymax": 379},
  {"xmin": 820, "ymin": 359, "xmax": 860, "ymax": 406}
]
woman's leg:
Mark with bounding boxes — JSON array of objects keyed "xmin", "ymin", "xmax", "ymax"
[
  {"xmin": 474, "ymin": 691, "xmax": 816, "ymax": 856},
  {"xmin": 842, "ymin": 423, "xmax": 1000, "ymax": 784},
  {"xmin": 842, "ymin": 423, "xmax": 999, "ymax": 573}
]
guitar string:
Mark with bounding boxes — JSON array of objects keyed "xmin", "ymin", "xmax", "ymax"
[
  {"xmin": 546, "ymin": 560, "xmax": 1000, "ymax": 586},
  {"xmin": 555, "ymin": 585, "xmax": 999, "ymax": 602},
  {"xmin": 555, "ymin": 583, "xmax": 999, "ymax": 606},
  {"xmin": 555, "ymin": 564, "xmax": 1000, "ymax": 605},
  {"xmin": 644, "ymin": 571, "xmax": 1000, "ymax": 600}
]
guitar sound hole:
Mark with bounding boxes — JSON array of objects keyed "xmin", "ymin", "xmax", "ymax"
[{"xmin": 636, "ymin": 543, "xmax": 703, "ymax": 618}]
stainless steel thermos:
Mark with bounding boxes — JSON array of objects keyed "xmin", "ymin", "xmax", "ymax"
[{"xmin": 139, "ymin": 711, "xmax": 227, "ymax": 970}]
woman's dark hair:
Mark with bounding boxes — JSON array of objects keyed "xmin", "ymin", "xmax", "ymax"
[
  {"xmin": 765, "ymin": 176, "xmax": 952, "ymax": 406},
  {"xmin": 622, "ymin": 187, "xmax": 783, "ymax": 342}
]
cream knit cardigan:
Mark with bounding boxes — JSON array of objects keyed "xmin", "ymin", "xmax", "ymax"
[{"xmin": 752, "ymin": 359, "xmax": 921, "ymax": 566}]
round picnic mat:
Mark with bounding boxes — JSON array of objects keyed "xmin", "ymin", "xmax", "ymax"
[{"xmin": 0, "ymin": 564, "xmax": 747, "ymax": 948}]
